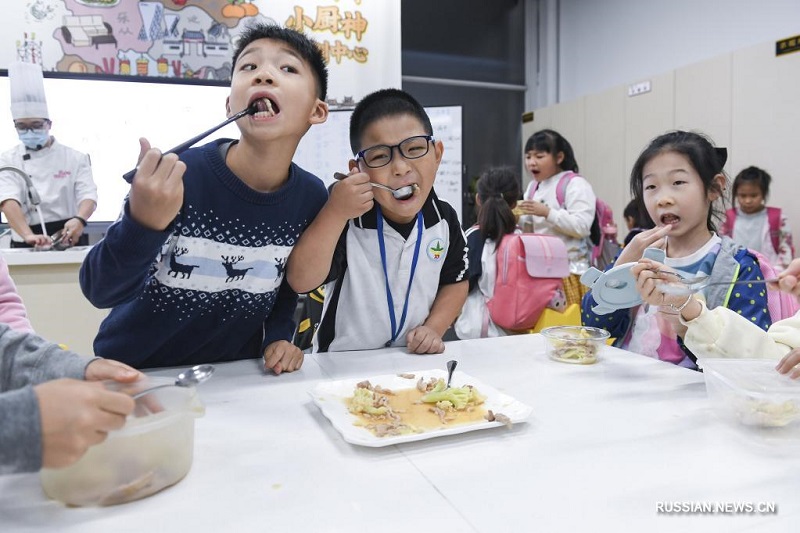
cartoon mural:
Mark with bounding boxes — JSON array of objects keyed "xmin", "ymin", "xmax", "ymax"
[{"xmin": 9, "ymin": 0, "xmax": 378, "ymax": 105}]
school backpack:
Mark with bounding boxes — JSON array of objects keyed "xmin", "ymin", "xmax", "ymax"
[
  {"xmin": 527, "ymin": 172, "xmax": 620, "ymax": 270},
  {"xmin": 486, "ymin": 233, "xmax": 570, "ymax": 331},
  {"xmin": 747, "ymin": 249, "xmax": 800, "ymax": 322},
  {"xmin": 722, "ymin": 207, "xmax": 794, "ymax": 258}
]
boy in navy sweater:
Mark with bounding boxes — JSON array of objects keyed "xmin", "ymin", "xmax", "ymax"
[
  {"xmin": 80, "ymin": 25, "xmax": 329, "ymax": 372},
  {"xmin": 287, "ymin": 89, "xmax": 468, "ymax": 353}
]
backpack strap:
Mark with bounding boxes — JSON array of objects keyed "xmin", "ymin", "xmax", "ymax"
[
  {"xmin": 721, "ymin": 208, "xmax": 736, "ymax": 237},
  {"xmin": 528, "ymin": 171, "xmax": 577, "ymax": 207},
  {"xmin": 766, "ymin": 207, "xmax": 781, "ymax": 254},
  {"xmin": 554, "ymin": 171, "xmax": 577, "ymax": 207}
]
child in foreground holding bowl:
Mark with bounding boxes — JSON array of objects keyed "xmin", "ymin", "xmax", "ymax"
[
  {"xmin": 0, "ymin": 253, "xmax": 142, "ymax": 475},
  {"xmin": 286, "ymin": 89, "xmax": 468, "ymax": 353},
  {"xmin": 0, "ymin": 326, "xmax": 142, "ymax": 474},
  {"xmin": 582, "ymin": 131, "xmax": 771, "ymax": 370},
  {"xmin": 636, "ymin": 256, "xmax": 800, "ymax": 379},
  {"xmin": 80, "ymin": 24, "xmax": 329, "ymax": 373}
]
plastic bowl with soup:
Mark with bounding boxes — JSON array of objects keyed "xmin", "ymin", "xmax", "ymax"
[{"xmin": 40, "ymin": 377, "xmax": 205, "ymax": 506}]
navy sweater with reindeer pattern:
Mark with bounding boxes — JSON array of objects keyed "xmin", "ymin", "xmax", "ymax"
[{"xmin": 80, "ymin": 140, "xmax": 327, "ymax": 368}]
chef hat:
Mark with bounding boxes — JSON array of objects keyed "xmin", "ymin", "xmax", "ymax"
[{"xmin": 9, "ymin": 61, "xmax": 49, "ymax": 120}]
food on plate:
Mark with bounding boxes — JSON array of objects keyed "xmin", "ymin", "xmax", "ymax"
[
  {"xmin": 347, "ymin": 377, "xmax": 487, "ymax": 437},
  {"xmin": 420, "ymin": 378, "xmax": 486, "ymax": 410},
  {"xmin": 736, "ymin": 398, "xmax": 800, "ymax": 427},
  {"xmin": 484, "ymin": 409, "xmax": 512, "ymax": 428}
]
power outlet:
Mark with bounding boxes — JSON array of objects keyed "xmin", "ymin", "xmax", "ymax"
[{"xmin": 627, "ymin": 80, "xmax": 651, "ymax": 97}]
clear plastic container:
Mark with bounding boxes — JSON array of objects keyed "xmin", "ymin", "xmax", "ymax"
[
  {"xmin": 40, "ymin": 377, "xmax": 205, "ymax": 506},
  {"xmin": 540, "ymin": 325, "xmax": 610, "ymax": 364},
  {"xmin": 700, "ymin": 358, "xmax": 800, "ymax": 429}
]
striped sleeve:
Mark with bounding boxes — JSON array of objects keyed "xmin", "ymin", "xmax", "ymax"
[{"xmin": 439, "ymin": 202, "xmax": 468, "ymax": 284}]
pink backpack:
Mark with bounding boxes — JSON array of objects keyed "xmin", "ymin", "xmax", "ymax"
[
  {"xmin": 748, "ymin": 249, "xmax": 800, "ymax": 322},
  {"xmin": 527, "ymin": 172, "xmax": 620, "ymax": 269},
  {"xmin": 487, "ymin": 233, "xmax": 569, "ymax": 331}
]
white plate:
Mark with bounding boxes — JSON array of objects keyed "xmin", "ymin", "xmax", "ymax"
[{"xmin": 309, "ymin": 369, "xmax": 533, "ymax": 447}]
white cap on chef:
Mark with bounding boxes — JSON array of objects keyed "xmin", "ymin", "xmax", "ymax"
[{"xmin": 9, "ymin": 61, "xmax": 49, "ymax": 120}]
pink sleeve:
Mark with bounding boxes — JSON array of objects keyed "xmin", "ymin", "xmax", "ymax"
[{"xmin": 0, "ymin": 257, "xmax": 33, "ymax": 333}]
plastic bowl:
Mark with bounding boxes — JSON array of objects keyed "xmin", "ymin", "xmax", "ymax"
[
  {"xmin": 700, "ymin": 358, "xmax": 800, "ymax": 429},
  {"xmin": 541, "ymin": 325, "xmax": 610, "ymax": 364},
  {"xmin": 40, "ymin": 377, "xmax": 205, "ymax": 506}
]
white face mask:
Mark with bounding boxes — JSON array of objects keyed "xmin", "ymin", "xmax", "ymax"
[{"xmin": 18, "ymin": 128, "xmax": 49, "ymax": 150}]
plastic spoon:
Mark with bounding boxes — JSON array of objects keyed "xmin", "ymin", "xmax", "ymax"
[
  {"xmin": 333, "ymin": 172, "xmax": 419, "ymax": 200},
  {"xmin": 122, "ymin": 104, "xmax": 258, "ymax": 183},
  {"xmin": 131, "ymin": 364, "xmax": 215, "ymax": 399},
  {"xmin": 446, "ymin": 360, "xmax": 458, "ymax": 389},
  {"xmin": 653, "ymin": 269, "xmax": 780, "ymax": 296}
]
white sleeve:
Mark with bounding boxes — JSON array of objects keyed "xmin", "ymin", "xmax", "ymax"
[
  {"xmin": 71, "ymin": 151, "xmax": 98, "ymax": 204},
  {"xmin": 683, "ymin": 301, "xmax": 800, "ymax": 360},
  {"xmin": 0, "ymin": 150, "xmax": 25, "ymax": 205},
  {"xmin": 544, "ymin": 175, "xmax": 595, "ymax": 238}
]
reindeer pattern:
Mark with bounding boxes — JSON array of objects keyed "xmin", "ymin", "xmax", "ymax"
[
  {"xmin": 168, "ymin": 247, "xmax": 200, "ymax": 279},
  {"xmin": 221, "ymin": 255, "xmax": 254, "ymax": 282},
  {"xmin": 153, "ymin": 236, "xmax": 290, "ymax": 293}
]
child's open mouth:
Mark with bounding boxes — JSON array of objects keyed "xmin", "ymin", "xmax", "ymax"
[
  {"xmin": 385, "ymin": 183, "xmax": 419, "ymax": 201},
  {"xmin": 660, "ymin": 214, "xmax": 680, "ymax": 225},
  {"xmin": 250, "ymin": 97, "xmax": 279, "ymax": 118}
]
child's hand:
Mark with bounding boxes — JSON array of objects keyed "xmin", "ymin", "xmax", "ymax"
[
  {"xmin": 129, "ymin": 138, "xmax": 186, "ymax": 231},
  {"xmin": 776, "ymin": 349, "xmax": 800, "ymax": 379},
  {"xmin": 775, "ymin": 258, "xmax": 800, "ymax": 299},
  {"xmin": 329, "ymin": 171, "xmax": 374, "ymax": 221},
  {"xmin": 615, "ymin": 225, "xmax": 671, "ymax": 266},
  {"xmin": 84, "ymin": 358, "xmax": 143, "ymax": 383},
  {"xmin": 263, "ymin": 340, "xmax": 303, "ymax": 375},
  {"xmin": 631, "ymin": 259, "xmax": 690, "ymax": 309},
  {"xmin": 35, "ymin": 379, "xmax": 134, "ymax": 468},
  {"xmin": 406, "ymin": 325, "xmax": 445, "ymax": 354},
  {"xmin": 516, "ymin": 199, "xmax": 549, "ymax": 218}
]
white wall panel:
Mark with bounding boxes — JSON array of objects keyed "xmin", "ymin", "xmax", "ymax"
[{"xmin": 732, "ymin": 41, "xmax": 800, "ymax": 244}]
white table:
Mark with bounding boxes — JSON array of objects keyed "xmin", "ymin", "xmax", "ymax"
[{"xmin": 0, "ymin": 335, "xmax": 798, "ymax": 532}]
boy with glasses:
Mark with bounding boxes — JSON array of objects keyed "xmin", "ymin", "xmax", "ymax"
[
  {"xmin": 0, "ymin": 62, "xmax": 97, "ymax": 248},
  {"xmin": 287, "ymin": 89, "xmax": 468, "ymax": 353}
]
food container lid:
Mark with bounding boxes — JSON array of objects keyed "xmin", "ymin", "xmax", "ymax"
[
  {"xmin": 540, "ymin": 325, "xmax": 610, "ymax": 341},
  {"xmin": 699, "ymin": 358, "xmax": 800, "ymax": 397}
]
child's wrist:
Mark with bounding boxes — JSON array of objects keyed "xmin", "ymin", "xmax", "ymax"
[{"xmin": 679, "ymin": 298, "xmax": 703, "ymax": 322}]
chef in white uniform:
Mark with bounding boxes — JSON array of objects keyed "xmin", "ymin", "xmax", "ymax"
[{"xmin": 0, "ymin": 62, "xmax": 97, "ymax": 248}]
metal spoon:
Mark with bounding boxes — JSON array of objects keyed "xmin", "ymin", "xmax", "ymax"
[
  {"xmin": 653, "ymin": 269, "xmax": 780, "ymax": 296},
  {"xmin": 333, "ymin": 172, "xmax": 419, "ymax": 200},
  {"xmin": 131, "ymin": 364, "xmax": 215, "ymax": 399},
  {"xmin": 445, "ymin": 360, "xmax": 458, "ymax": 389}
]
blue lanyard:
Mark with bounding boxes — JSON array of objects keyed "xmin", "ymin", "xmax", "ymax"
[{"xmin": 376, "ymin": 207, "xmax": 423, "ymax": 347}]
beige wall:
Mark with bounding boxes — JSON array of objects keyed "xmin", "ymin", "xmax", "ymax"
[
  {"xmin": 522, "ymin": 39, "xmax": 800, "ymax": 243},
  {"xmin": 9, "ymin": 263, "xmax": 108, "ymax": 356}
]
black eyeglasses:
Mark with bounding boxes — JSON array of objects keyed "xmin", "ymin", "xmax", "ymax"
[
  {"xmin": 356, "ymin": 135, "xmax": 434, "ymax": 169},
  {"xmin": 14, "ymin": 121, "xmax": 49, "ymax": 133}
]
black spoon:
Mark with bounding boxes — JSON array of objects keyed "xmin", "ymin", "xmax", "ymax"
[{"xmin": 122, "ymin": 104, "xmax": 258, "ymax": 183}]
